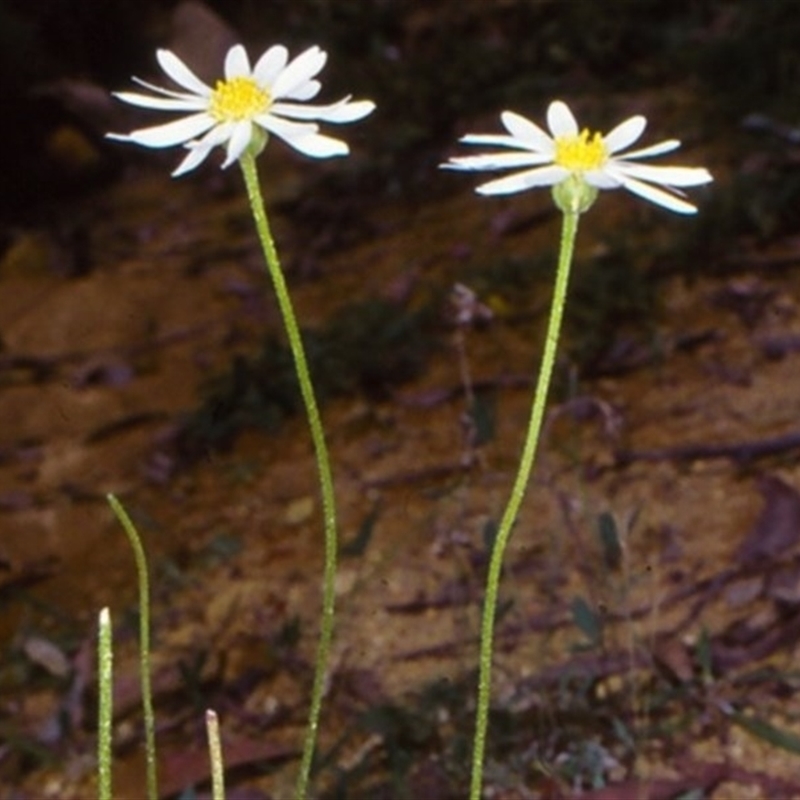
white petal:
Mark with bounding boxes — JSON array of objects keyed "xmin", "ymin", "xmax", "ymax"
[
  {"xmin": 269, "ymin": 99, "xmax": 335, "ymax": 121},
  {"xmin": 442, "ymin": 151, "xmax": 550, "ymax": 171},
  {"xmin": 256, "ymin": 114, "xmax": 320, "ymax": 142},
  {"xmin": 459, "ymin": 133, "xmax": 535, "ymax": 151},
  {"xmin": 547, "ymin": 100, "xmax": 579, "ymax": 138},
  {"xmin": 220, "ymin": 121, "xmax": 253, "ymax": 168},
  {"xmin": 609, "ymin": 162, "xmax": 713, "ymax": 187},
  {"xmin": 172, "ymin": 143, "xmax": 214, "ymax": 177},
  {"xmin": 271, "ymin": 97, "xmax": 374, "ymax": 123},
  {"xmin": 618, "ymin": 139, "xmax": 681, "ymax": 160},
  {"xmin": 224, "ymin": 44, "xmax": 251, "ymax": 79},
  {"xmin": 618, "ymin": 175, "xmax": 699, "ymax": 214},
  {"xmin": 286, "ymin": 132, "xmax": 349, "ymax": 158},
  {"xmin": 261, "ymin": 111, "xmax": 349, "ymax": 158},
  {"xmin": 285, "ymin": 80, "xmax": 321, "ymax": 101},
  {"xmin": 172, "ymin": 121, "xmax": 237, "ymax": 175},
  {"xmin": 500, "ymin": 111, "xmax": 554, "ymax": 152},
  {"xmin": 330, "ymin": 99, "xmax": 375, "ymax": 122},
  {"xmin": 474, "ymin": 165, "xmax": 569, "ymax": 195},
  {"xmin": 271, "ymin": 46, "xmax": 327, "ymax": 99},
  {"xmin": 604, "ymin": 115, "xmax": 646, "ymax": 154},
  {"xmin": 109, "ymin": 113, "xmax": 216, "ymax": 148},
  {"xmin": 132, "ymin": 76, "xmax": 202, "ymax": 101},
  {"xmin": 112, "ymin": 90, "xmax": 207, "ymax": 112},
  {"xmin": 194, "ymin": 122, "xmax": 236, "ymax": 149},
  {"xmin": 584, "ymin": 169, "xmax": 622, "ymax": 189},
  {"xmin": 156, "ymin": 50, "xmax": 211, "ymax": 96},
  {"xmin": 254, "ymin": 45, "xmax": 289, "ymax": 85}
]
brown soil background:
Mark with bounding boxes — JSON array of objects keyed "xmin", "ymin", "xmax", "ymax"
[{"xmin": 3, "ymin": 3, "xmax": 800, "ymax": 798}]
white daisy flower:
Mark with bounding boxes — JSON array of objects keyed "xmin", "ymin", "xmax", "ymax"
[
  {"xmin": 107, "ymin": 43, "xmax": 375, "ymax": 177},
  {"xmin": 442, "ymin": 100, "xmax": 712, "ymax": 214}
]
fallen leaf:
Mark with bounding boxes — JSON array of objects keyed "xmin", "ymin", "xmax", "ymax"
[
  {"xmin": 652, "ymin": 636, "xmax": 694, "ymax": 684},
  {"xmin": 737, "ymin": 475, "xmax": 800, "ymax": 565},
  {"xmin": 724, "ymin": 575, "xmax": 764, "ymax": 608},
  {"xmin": 22, "ymin": 635, "xmax": 71, "ymax": 679},
  {"xmin": 766, "ymin": 562, "xmax": 800, "ymax": 606},
  {"xmin": 159, "ymin": 735, "xmax": 296, "ymax": 799}
]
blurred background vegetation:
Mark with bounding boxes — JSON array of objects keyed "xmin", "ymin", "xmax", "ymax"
[
  {"xmin": 3, "ymin": 0, "xmax": 800, "ymax": 215},
  {"xmin": 3, "ymin": 0, "xmax": 800, "ymax": 448}
]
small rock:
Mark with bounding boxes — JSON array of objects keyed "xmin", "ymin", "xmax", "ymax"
[{"xmin": 283, "ymin": 495, "xmax": 315, "ymax": 526}]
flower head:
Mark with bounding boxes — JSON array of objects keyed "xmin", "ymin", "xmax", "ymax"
[
  {"xmin": 442, "ymin": 100, "xmax": 712, "ymax": 214},
  {"xmin": 107, "ymin": 44, "xmax": 375, "ymax": 177}
]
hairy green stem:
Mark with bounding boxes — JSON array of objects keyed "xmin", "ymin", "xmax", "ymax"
[
  {"xmin": 107, "ymin": 493, "xmax": 158, "ymax": 800},
  {"xmin": 470, "ymin": 211, "xmax": 580, "ymax": 800},
  {"xmin": 97, "ymin": 607, "xmax": 113, "ymax": 800},
  {"xmin": 239, "ymin": 153, "xmax": 338, "ymax": 800}
]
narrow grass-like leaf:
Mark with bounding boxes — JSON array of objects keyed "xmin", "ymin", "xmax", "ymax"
[
  {"xmin": 730, "ymin": 710, "xmax": 800, "ymax": 755},
  {"xmin": 107, "ymin": 494, "xmax": 158, "ymax": 800},
  {"xmin": 469, "ymin": 391, "xmax": 496, "ymax": 446},
  {"xmin": 596, "ymin": 512, "xmax": 622, "ymax": 571},
  {"xmin": 695, "ymin": 626, "xmax": 713, "ymax": 685},
  {"xmin": 571, "ymin": 595, "xmax": 602, "ymax": 648},
  {"xmin": 482, "ymin": 519, "xmax": 498, "ymax": 553}
]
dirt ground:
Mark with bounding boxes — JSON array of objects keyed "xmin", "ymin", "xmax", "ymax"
[{"xmin": 4, "ymin": 62, "xmax": 800, "ymax": 799}]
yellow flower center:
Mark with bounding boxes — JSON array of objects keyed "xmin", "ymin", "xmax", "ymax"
[
  {"xmin": 554, "ymin": 129, "xmax": 607, "ymax": 172},
  {"xmin": 209, "ymin": 77, "xmax": 271, "ymax": 122}
]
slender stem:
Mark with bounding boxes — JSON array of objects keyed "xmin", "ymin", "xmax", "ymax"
[
  {"xmin": 206, "ymin": 709, "xmax": 226, "ymax": 800},
  {"xmin": 97, "ymin": 607, "xmax": 113, "ymax": 800},
  {"xmin": 107, "ymin": 493, "xmax": 158, "ymax": 800},
  {"xmin": 239, "ymin": 153, "xmax": 338, "ymax": 800},
  {"xmin": 470, "ymin": 211, "xmax": 580, "ymax": 800}
]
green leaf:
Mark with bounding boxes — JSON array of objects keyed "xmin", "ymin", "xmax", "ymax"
[
  {"xmin": 611, "ymin": 716, "xmax": 635, "ymax": 751},
  {"xmin": 468, "ymin": 391, "xmax": 496, "ymax": 446},
  {"xmin": 674, "ymin": 790, "xmax": 705, "ymax": 800},
  {"xmin": 597, "ymin": 512, "xmax": 622, "ymax": 571},
  {"xmin": 482, "ymin": 518, "xmax": 498, "ymax": 554},
  {"xmin": 571, "ymin": 595, "xmax": 602, "ymax": 648},
  {"xmin": 730, "ymin": 711, "xmax": 800, "ymax": 755},
  {"xmin": 695, "ymin": 626, "xmax": 713, "ymax": 685}
]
